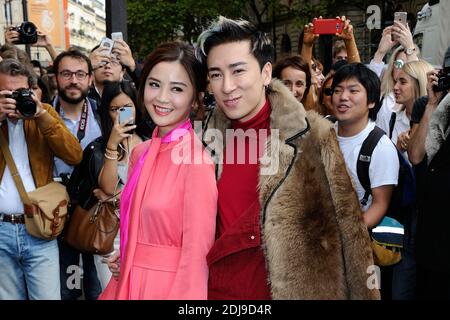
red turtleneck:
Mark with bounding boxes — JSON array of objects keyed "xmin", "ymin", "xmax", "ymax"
[{"xmin": 217, "ymin": 100, "xmax": 271, "ymax": 234}]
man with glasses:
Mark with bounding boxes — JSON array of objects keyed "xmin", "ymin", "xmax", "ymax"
[
  {"xmin": 88, "ymin": 39, "xmax": 138, "ymax": 107},
  {"xmin": 52, "ymin": 48, "xmax": 103, "ymax": 300}
]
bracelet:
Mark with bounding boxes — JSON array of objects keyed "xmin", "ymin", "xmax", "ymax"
[
  {"xmin": 104, "ymin": 153, "xmax": 118, "ymax": 160},
  {"xmin": 106, "ymin": 147, "xmax": 118, "ymax": 153}
]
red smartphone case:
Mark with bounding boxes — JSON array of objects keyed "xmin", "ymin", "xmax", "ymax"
[{"xmin": 312, "ymin": 18, "xmax": 344, "ymax": 35}]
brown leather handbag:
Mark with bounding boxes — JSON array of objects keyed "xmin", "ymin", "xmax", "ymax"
[
  {"xmin": 64, "ymin": 193, "xmax": 120, "ymax": 255},
  {"xmin": 0, "ymin": 130, "xmax": 68, "ymax": 240}
]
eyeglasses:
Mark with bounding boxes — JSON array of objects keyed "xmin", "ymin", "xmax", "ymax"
[
  {"xmin": 394, "ymin": 59, "xmax": 405, "ymax": 69},
  {"xmin": 97, "ymin": 58, "xmax": 121, "ymax": 69},
  {"xmin": 323, "ymin": 87, "xmax": 333, "ymax": 96},
  {"xmin": 110, "ymin": 104, "xmax": 133, "ymax": 112},
  {"xmin": 59, "ymin": 70, "xmax": 89, "ymax": 80}
]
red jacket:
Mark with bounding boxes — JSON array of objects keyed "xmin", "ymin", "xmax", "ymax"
[{"xmin": 207, "ymin": 200, "xmax": 271, "ymax": 299}]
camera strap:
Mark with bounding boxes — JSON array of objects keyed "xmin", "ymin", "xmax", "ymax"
[
  {"xmin": 76, "ymin": 101, "xmax": 88, "ymax": 142},
  {"xmin": 55, "ymin": 98, "xmax": 88, "ymax": 142}
]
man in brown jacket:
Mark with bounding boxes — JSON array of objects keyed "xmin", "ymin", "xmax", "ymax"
[{"xmin": 0, "ymin": 58, "xmax": 82, "ymax": 299}]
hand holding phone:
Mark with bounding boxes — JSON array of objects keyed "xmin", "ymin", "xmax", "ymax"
[
  {"xmin": 312, "ymin": 18, "xmax": 344, "ymax": 35},
  {"xmin": 99, "ymin": 37, "xmax": 114, "ymax": 55},
  {"xmin": 111, "ymin": 32, "xmax": 123, "ymax": 42},
  {"xmin": 118, "ymin": 106, "xmax": 134, "ymax": 124},
  {"xmin": 392, "ymin": 12, "xmax": 407, "ymax": 41},
  {"xmin": 118, "ymin": 106, "xmax": 135, "ymax": 134}
]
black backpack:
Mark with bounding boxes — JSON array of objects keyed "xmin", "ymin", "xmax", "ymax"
[{"xmin": 357, "ymin": 126, "xmax": 416, "ymax": 223}]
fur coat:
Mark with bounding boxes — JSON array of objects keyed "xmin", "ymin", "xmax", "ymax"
[{"xmin": 202, "ymin": 79, "xmax": 380, "ymax": 299}]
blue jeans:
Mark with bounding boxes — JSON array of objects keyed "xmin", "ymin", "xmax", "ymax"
[
  {"xmin": 0, "ymin": 221, "xmax": 61, "ymax": 300},
  {"xmin": 58, "ymin": 238, "xmax": 102, "ymax": 300}
]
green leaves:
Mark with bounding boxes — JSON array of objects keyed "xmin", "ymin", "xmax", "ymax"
[{"xmin": 127, "ymin": 0, "xmax": 247, "ymax": 58}]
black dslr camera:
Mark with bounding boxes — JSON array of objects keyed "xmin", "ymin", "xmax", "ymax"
[
  {"xmin": 8, "ymin": 89, "xmax": 37, "ymax": 118},
  {"xmin": 433, "ymin": 50, "xmax": 450, "ymax": 93},
  {"xmin": 10, "ymin": 22, "xmax": 38, "ymax": 45}
]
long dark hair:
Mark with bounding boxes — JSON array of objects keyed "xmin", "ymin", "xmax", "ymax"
[{"xmin": 99, "ymin": 81, "xmax": 143, "ymax": 155}]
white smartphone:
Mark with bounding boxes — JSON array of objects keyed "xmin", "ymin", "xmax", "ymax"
[
  {"xmin": 118, "ymin": 107, "xmax": 134, "ymax": 124},
  {"xmin": 99, "ymin": 37, "xmax": 114, "ymax": 55},
  {"xmin": 111, "ymin": 32, "xmax": 123, "ymax": 42}
]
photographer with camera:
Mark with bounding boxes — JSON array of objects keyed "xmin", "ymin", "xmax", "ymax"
[
  {"xmin": 406, "ymin": 45, "xmax": 450, "ymax": 299},
  {"xmin": 0, "ymin": 58, "xmax": 82, "ymax": 300},
  {"xmin": 4, "ymin": 22, "xmax": 57, "ymax": 61}
]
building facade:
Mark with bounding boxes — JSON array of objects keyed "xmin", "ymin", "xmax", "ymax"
[{"xmin": 68, "ymin": 0, "xmax": 105, "ymax": 54}]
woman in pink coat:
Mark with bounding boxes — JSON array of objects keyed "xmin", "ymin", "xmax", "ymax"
[{"xmin": 99, "ymin": 41, "xmax": 217, "ymax": 300}]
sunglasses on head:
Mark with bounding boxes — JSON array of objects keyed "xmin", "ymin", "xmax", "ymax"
[{"xmin": 394, "ymin": 59, "xmax": 405, "ymax": 69}]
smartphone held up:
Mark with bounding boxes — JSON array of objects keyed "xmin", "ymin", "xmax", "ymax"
[
  {"xmin": 312, "ymin": 18, "xmax": 344, "ymax": 35},
  {"xmin": 118, "ymin": 106, "xmax": 135, "ymax": 134},
  {"xmin": 392, "ymin": 12, "xmax": 408, "ymax": 41}
]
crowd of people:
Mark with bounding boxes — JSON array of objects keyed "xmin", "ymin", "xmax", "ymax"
[{"xmin": 0, "ymin": 13, "xmax": 449, "ymax": 300}]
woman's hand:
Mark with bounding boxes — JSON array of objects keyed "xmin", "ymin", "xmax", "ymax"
[
  {"xmin": 391, "ymin": 21, "xmax": 415, "ymax": 55},
  {"xmin": 335, "ymin": 16, "xmax": 354, "ymax": 41},
  {"xmin": 106, "ymin": 114, "xmax": 136, "ymax": 151},
  {"xmin": 103, "ymin": 251, "xmax": 120, "ymax": 280},
  {"xmin": 303, "ymin": 22, "xmax": 318, "ymax": 46},
  {"xmin": 396, "ymin": 130, "xmax": 410, "ymax": 152}
]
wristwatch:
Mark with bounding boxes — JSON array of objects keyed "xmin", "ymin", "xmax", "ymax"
[{"xmin": 405, "ymin": 47, "xmax": 416, "ymax": 55}]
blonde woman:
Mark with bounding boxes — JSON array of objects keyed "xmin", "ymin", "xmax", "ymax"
[{"xmin": 378, "ymin": 60, "xmax": 433, "ymax": 153}]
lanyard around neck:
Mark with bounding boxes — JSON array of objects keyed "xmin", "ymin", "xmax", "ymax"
[{"xmin": 56, "ymin": 99, "xmax": 88, "ymax": 142}]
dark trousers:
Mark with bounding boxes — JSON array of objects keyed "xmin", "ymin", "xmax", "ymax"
[
  {"xmin": 391, "ymin": 210, "xmax": 418, "ymax": 300},
  {"xmin": 58, "ymin": 238, "xmax": 102, "ymax": 300}
]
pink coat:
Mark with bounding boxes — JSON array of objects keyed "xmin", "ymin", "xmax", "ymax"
[{"xmin": 100, "ymin": 127, "xmax": 217, "ymax": 300}]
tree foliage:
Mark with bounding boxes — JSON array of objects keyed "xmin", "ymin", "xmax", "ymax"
[{"xmin": 127, "ymin": 0, "xmax": 247, "ymax": 58}]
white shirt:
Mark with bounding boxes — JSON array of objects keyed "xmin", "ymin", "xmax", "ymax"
[
  {"xmin": 0, "ymin": 119, "xmax": 37, "ymax": 214},
  {"xmin": 336, "ymin": 121, "xmax": 399, "ymax": 212}
]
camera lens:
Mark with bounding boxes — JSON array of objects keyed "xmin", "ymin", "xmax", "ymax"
[
  {"xmin": 14, "ymin": 89, "xmax": 37, "ymax": 118},
  {"xmin": 22, "ymin": 22, "xmax": 37, "ymax": 36}
]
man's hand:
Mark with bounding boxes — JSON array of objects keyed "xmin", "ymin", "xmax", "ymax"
[
  {"xmin": 335, "ymin": 16, "xmax": 354, "ymax": 41},
  {"xmin": 4, "ymin": 27, "xmax": 19, "ymax": 44},
  {"xmin": 0, "ymin": 90, "xmax": 17, "ymax": 122},
  {"xmin": 31, "ymin": 92, "xmax": 45, "ymax": 119},
  {"xmin": 32, "ymin": 30, "xmax": 52, "ymax": 48},
  {"xmin": 112, "ymin": 40, "xmax": 135, "ymax": 72},
  {"xmin": 90, "ymin": 47, "xmax": 112, "ymax": 71}
]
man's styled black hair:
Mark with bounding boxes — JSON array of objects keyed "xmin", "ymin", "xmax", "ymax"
[
  {"xmin": 331, "ymin": 63, "xmax": 381, "ymax": 121},
  {"xmin": 196, "ymin": 16, "xmax": 274, "ymax": 70}
]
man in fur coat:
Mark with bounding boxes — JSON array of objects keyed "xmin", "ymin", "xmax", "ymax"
[{"xmin": 196, "ymin": 16, "xmax": 380, "ymax": 300}]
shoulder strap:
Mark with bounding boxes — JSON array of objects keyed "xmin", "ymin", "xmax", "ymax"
[
  {"xmin": 0, "ymin": 130, "xmax": 31, "ymax": 205},
  {"xmin": 357, "ymin": 126, "xmax": 385, "ymax": 206},
  {"xmin": 388, "ymin": 112, "xmax": 397, "ymax": 139}
]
